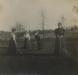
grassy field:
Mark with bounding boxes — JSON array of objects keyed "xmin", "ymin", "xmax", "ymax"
[{"xmin": 0, "ymin": 32, "xmax": 77, "ymax": 74}]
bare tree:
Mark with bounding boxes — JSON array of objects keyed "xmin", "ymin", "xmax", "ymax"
[
  {"xmin": 72, "ymin": 5, "xmax": 78, "ymax": 13},
  {"xmin": 41, "ymin": 9, "xmax": 45, "ymax": 39}
]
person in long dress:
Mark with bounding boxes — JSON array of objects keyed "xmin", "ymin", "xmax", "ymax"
[
  {"xmin": 34, "ymin": 32, "xmax": 41, "ymax": 50},
  {"xmin": 23, "ymin": 31, "xmax": 31, "ymax": 50},
  {"xmin": 8, "ymin": 28, "xmax": 17, "ymax": 55},
  {"xmin": 54, "ymin": 22, "xmax": 65, "ymax": 56}
]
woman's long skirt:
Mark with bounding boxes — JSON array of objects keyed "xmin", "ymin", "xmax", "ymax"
[
  {"xmin": 8, "ymin": 38, "xmax": 17, "ymax": 55},
  {"xmin": 54, "ymin": 38, "xmax": 64, "ymax": 56}
]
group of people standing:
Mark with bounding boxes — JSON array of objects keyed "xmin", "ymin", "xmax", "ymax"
[
  {"xmin": 8, "ymin": 28, "xmax": 41, "ymax": 55},
  {"xmin": 8, "ymin": 22, "xmax": 65, "ymax": 56}
]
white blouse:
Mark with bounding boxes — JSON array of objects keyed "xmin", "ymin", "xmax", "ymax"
[
  {"xmin": 11, "ymin": 33, "xmax": 16, "ymax": 41},
  {"xmin": 24, "ymin": 33, "xmax": 31, "ymax": 40}
]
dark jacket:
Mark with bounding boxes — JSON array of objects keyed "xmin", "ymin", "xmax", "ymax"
[{"xmin": 54, "ymin": 28, "xmax": 65, "ymax": 55}]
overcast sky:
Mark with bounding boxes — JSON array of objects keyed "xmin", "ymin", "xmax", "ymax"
[{"xmin": 0, "ymin": 0, "xmax": 78, "ymax": 31}]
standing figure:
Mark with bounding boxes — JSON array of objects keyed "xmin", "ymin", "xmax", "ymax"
[
  {"xmin": 35, "ymin": 32, "xmax": 41, "ymax": 50},
  {"xmin": 54, "ymin": 22, "xmax": 65, "ymax": 56},
  {"xmin": 23, "ymin": 31, "xmax": 31, "ymax": 50},
  {"xmin": 8, "ymin": 28, "xmax": 17, "ymax": 55}
]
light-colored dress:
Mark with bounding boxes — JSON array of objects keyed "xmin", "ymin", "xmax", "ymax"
[
  {"xmin": 24, "ymin": 33, "xmax": 31, "ymax": 49},
  {"xmin": 8, "ymin": 32, "xmax": 17, "ymax": 55}
]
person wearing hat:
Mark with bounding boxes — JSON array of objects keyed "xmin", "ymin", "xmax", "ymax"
[
  {"xmin": 8, "ymin": 28, "xmax": 17, "ymax": 55},
  {"xmin": 34, "ymin": 32, "xmax": 41, "ymax": 50},
  {"xmin": 54, "ymin": 22, "xmax": 65, "ymax": 56}
]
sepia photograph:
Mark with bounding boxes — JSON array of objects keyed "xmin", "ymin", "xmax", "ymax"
[{"xmin": 0, "ymin": 0, "xmax": 78, "ymax": 75}]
